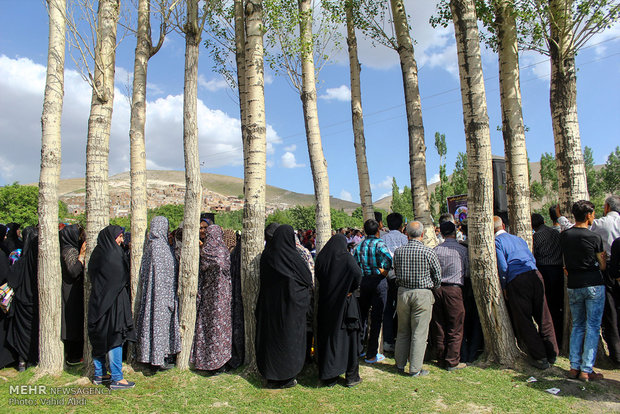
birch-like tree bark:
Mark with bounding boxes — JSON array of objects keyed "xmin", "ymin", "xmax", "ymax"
[
  {"xmin": 37, "ymin": 0, "xmax": 66, "ymax": 375},
  {"xmin": 549, "ymin": 0, "xmax": 589, "ymax": 217},
  {"xmin": 239, "ymin": 0, "xmax": 267, "ymax": 369},
  {"xmin": 494, "ymin": 0, "xmax": 532, "ymax": 249},
  {"xmin": 390, "ymin": 0, "xmax": 436, "ymax": 247},
  {"xmin": 345, "ymin": 0, "xmax": 374, "ymax": 222},
  {"xmin": 299, "ymin": 0, "xmax": 331, "ymax": 252},
  {"xmin": 83, "ymin": 0, "xmax": 120, "ymax": 371},
  {"xmin": 129, "ymin": 0, "xmax": 169, "ymax": 357},
  {"xmin": 450, "ymin": 0, "xmax": 519, "ymax": 366},
  {"xmin": 176, "ymin": 0, "xmax": 204, "ymax": 370}
]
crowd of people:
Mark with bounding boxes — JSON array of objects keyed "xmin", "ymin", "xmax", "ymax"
[{"xmin": 0, "ymin": 195, "xmax": 618, "ymax": 390}]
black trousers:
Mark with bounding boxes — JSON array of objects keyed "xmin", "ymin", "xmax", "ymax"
[
  {"xmin": 538, "ymin": 264, "xmax": 565, "ymax": 348},
  {"xmin": 601, "ymin": 267, "xmax": 620, "ymax": 364},
  {"xmin": 382, "ymin": 278, "xmax": 398, "ymax": 345},
  {"xmin": 506, "ymin": 270, "xmax": 558, "ymax": 361},
  {"xmin": 460, "ymin": 277, "xmax": 484, "ymax": 363},
  {"xmin": 359, "ymin": 276, "xmax": 387, "ymax": 359}
]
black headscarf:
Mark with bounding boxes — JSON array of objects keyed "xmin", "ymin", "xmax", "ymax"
[
  {"xmin": 315, "ymin": 233, "xmax": 362, "ymax": 379},
  {"xmin": 6, "ymin": 226, "xmax": 39, "ymax": 363},
  {"xmin": 264, "ymin": 223, "xmax": 280, "ymax": 244},
  {"xmin": 88, "ymin": 225, "xmax": 135, "ymax": 356},
  {"xmin": 4, "ymin": 223, "xmax": 22, "ymax": 254},
  {"xmin": 255, "ymin": 224, "xmax": 312, "ymax": 381},
  {"xmin": 261, "ymin": 225, "xmax": 312, "ymax": 286},
  {"xmin": 60, "ymin": 224, "xmax": 82, "ymax": 252}
]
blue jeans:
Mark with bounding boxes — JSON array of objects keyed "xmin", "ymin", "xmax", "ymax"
[
  {"xmin": 568, "ymin": 285, "xmax": 605, "ymax": 373},
  {"xmin": 93, "ymin": 346, "xmax": 123, "ymax": 382}
]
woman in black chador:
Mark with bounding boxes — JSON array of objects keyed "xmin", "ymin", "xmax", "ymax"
[
  {"xmin": 315, "ymin": 233, "xmax": 363, "ymax": 387},
  {"xmin": 88, "ymin": 225, "xmax": 136, "ymax": 390},
  {"xmin": 59, "ymin": 224, "xmax": 85, "ymax": 364},
  {"xmin": 255, "ymin": 225, "xmax": 312, "ymax": 389},
  {"xmin": 5, "ymin": 226, "xmax": 39, "ymax": 371}
]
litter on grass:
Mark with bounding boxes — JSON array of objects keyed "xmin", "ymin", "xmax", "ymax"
[
  {"xmin": 545, "ymin": 388, "xmax": 561, "ymax": 395},
  {"xmin": 526, "ymin": 377, "xmax": 537, "ymax": 383}
]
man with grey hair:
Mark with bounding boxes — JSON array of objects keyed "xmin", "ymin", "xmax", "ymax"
[{"xmin": 393, "ymin": 221, "xmax": 441, "ymax": 377}]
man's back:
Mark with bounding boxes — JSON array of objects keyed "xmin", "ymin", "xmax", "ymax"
[
  {"xmin": 434, "ymin": 238, "xmax": 468, "ymax": 285},
  {"xmin": 533, "ymin": 225, "xmax": 562, "ymax": 266},
  {"xmin": 353, "ymin": 236, "xmax": 392, "ymax": 276},
  {"xmin": 394, "ymin": 240, "xmax": 441, "ymax": 290},
  {"xmin": 382, "ymin": 229, "xmax": 408, "ymax": 257},
  {"xmin": 495, "ymin": 231, "xmax": 537, "ymax": 288}
]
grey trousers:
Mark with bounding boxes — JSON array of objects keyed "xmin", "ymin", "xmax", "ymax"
[{"xmin": 395, "ymin": 287, "xmax": 434, "ymax": 374}]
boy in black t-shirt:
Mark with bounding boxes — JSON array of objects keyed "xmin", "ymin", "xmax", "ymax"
[{"xmin": 560, "ymin": 200, "xmax": 607, "ymax": 381}]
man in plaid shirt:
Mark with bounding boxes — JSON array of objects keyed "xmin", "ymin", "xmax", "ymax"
[
  {"xmin": 353, "ymin": 219, "xmax": 392, "ymax": 363},
  {"xmin": 393, "ymin": 221, "xmax": 441, "ymax": 377}
]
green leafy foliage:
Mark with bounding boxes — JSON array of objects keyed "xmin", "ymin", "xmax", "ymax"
[
  {"xmin": 584, "ymin": 146, "xmax": 602, "ymax": 198},
  {"xmin": 0, "ymin": 183, "xmax": 70, "ymax": 226},
  {"xmin": 431, "ymin": 132, "xmax": 454, "ymax": 216},
  {"xmin": 267, "ymin": 205, "xmax": 365, "ymax": 230},
  {"xmin": 600, "ymin": 146, "xmax": 620, "ymax": 194},
  {"xmin": 450, "ymin": 152, "xmax": 468, "ymax": 196},
  {"xmin": 264, "ymin": 0, "xmax": 342, "ymax": 91},
  {"xmin": 390, "ymin": 178, "xmax": 414, "ymax": 222}
]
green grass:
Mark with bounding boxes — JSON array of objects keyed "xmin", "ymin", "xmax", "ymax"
[{"xmin": 1, "ymin": 356, "xmax": 617, "ymax": 413}]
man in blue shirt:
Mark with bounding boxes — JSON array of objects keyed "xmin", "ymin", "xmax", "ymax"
[
  {"xmin": 353, "ymin": 219, "xmax": 392, "ymax": 364},
  {"xmin": 494, "ymin": 216, "xmax": 558, "ymax": 369}
]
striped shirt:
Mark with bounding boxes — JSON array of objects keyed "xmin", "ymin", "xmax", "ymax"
[
  {"xmin": 394, "ymin": 239, "xmax": 442, "ymax": 290},
  {"xmin": 353, "ymin": 236, "xmax": 392, "ymax": 277},
  {"xmin": 382, "ymin": 229, "xmax": 409, "ymax": 256},
  {"xmin": 433, "ymin": 238, "xmax": 469, "ymax": 285},
  {"xmin": 532, "ymin": 224, "xmax": 563, "ymax": 266}
]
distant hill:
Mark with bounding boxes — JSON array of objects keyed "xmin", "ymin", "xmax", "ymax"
[{"xmin": 37, "ymin": 170, "xmax": 361, "ymax": 213}]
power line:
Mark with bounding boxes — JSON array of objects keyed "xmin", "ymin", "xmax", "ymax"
[{"xmin": 198, "ymin": 41, "xmax": 620, "ymax": 163}]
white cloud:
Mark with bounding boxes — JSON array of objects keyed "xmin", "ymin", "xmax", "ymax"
[
  {"xmin": 339, "ymin": 189, "xmax": 353, "ymax": 202},
  {"xmin": 284, "ymin": 144, "xmax": 297, "ymax": 152},
  {"xmin": 198, "ymin": 74, "xmax": 228, "ymax": 92},
  {"xmin": 329, "ymin": 0, "xmax": 459, "ymax": 76},
  {"xmin": 427, "ymin": 173, "xmax": 440, "ymax": 185},
  {"xmin": 371, "ymin": 175, "xmax": 393, "ymax": 190},
  {"xmin": 320, "ymin": 85, "xmax": 351, "ymax": 102},
  {"xmin": 281, "ymin": 152, "xmax": 305, "ymax": 168},
  {"xmin": 264, "ymin": 72, "xmax": 274, "ymax": 85},
  {"xmin": 0, "ymin": 55, "xmax": 282, "ymax": 184}
]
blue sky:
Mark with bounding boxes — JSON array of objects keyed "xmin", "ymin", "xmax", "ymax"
[{"xmin": 0, "ymin": 1, "xmax": 619, "ymax": 204}]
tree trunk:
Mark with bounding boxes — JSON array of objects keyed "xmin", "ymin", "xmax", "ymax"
[
  {"xmin": 37, "ymin": 0, "xmax": 66, "ymax": 375},
  {"xmin": 345, "ymin": 1, "xmax": 373, "ymax": 222},
  {"xmin": 450, "ymin": 0, "xmax": 519, "ymax": 366},
  {"xmin": 176, "ymin": 0, "xmax": 203, "ymax": 370},
  {"xmin": 549, "ymin": 0, "xmax": 589, "ymax": 219},
  {"xmin": 239, "ymin": 0, "xmax": 267, "ymax": 370},
  {"xmin": 235, "ymin": 0, "xmax": 248, "ymax": 162},
  {"xmin": 494, "ymin": 0, "xmax": 532, "ymax": 249},
  {"xmin": 83, "ymin": 0, "xmax": 119, "ymax": 372},
  {"xmin": 390, "ymin": 0, "xmax": 436, "ymax": 247},
  {"xmin": 128, "ymin": 0, "xmax": 151, "ymax": 364},
  {"xmin": 298, "ymin": 0, "xmax": 331, "ymax": 253}
]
